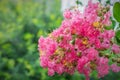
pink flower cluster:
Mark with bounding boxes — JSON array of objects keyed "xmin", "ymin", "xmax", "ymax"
[{"xmin": 38, "ymin": 0, "xmax": 120, "ymax": 80}]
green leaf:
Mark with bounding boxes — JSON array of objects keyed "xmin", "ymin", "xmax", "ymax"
[
  {"xmin": 116, "ymin": 30, "xmax": 120, "ymax": 40},
  {"xmin": 115, "ymin": 30, "xmax": 120, "ymax": 45},
  {"xmin": 76, "ymin": 0, "xmax": 83, "ymax": 6},
  {"xmin": 113, "ymin": 2, "xmax": 120, "ymax": 22},
  {"xmin": 23, "ymin": 33, "xmax": 33, "ymax": 40}
]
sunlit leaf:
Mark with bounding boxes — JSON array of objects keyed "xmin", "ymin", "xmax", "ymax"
[{"xmin": 113, "ymin": 2, "xmax": 120, "ymax": 22}]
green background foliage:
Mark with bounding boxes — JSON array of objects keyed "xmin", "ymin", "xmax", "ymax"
[{"xmin": 0, "ymin": 0, "xmax": 120, "ymax": 80}]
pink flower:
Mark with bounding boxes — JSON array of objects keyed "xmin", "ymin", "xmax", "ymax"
[
  {"xmin": 63, "ymin": 9, "xmax": 72, "ymax": 19},
  {"xmin": 110, "ymin": 64, "xmax": 120, "ymax": 72},
  {"xmin": 86, "ymin": 48, "xmax": 98, "ymax": 61},
  {"xmin": 48, "ymin": 68, "xmax": 55, "ymax": 76},
  {"xmin": 38, "ymin": 37, "xmax": 58, "ymax": 55},
  {"xmin": 82, "ymin": 67, "xmax": 91, "ymax": 80},
  {"xmin": 38, "ymin": 0, "xmax": 120, "ymax": 79},
  {"xmin": 75, "ymin": 38, "xmax": 87, "ymax": 51},
  {"xmin": 102, "ymin": 11, "xmax": 111, "ymax": 26},
  {"xmin": 94, "ymin": 39, "xmax": 101, "ymax": 49},
  {"xmin": 77, "ymin": 56, "xmax": 89, "ymax": 73},
  {"xmin": 61, "ymin": 19, "xmax": 71, "ymax": 28},
  {"xmin": 55, "ymin": 64, "xmax": 64, "ymax": 74},
  {"xmin": 40, "ymin": 55, "xmax": 48, "ymax": 67},
  {"xmin": 101, "ymin": 30, "xmax": 115, "ymax": 39},
  {"xmin": 112, "ymin": 44, "xmax": 120, "ymax": 54},
  {"xmin": 96, "ymin": 57, "xmax": 109, "ymax": 78},
  {"xmin": 101, "ymin": 39, "xmax": 110, "ymax": 49},
  {"xmin": 48, "ymin": 61, "xmax": 56, "ymax": 68},
  {"xmin": 84, "ymin": 0, "xmax": 99, "ymax": 23},
  {"xmin": 77, "ymin": 56, "xmax": 90, "ymax": 80}
]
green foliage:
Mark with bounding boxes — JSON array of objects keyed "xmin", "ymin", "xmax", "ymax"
[
  {"xmin": 116, "ymin": 30, "xmax": 120, "ymax": 40},
  {"xmin": 113, "ymin": 2, "xmax": 120, "ymax": 22},
  {"xmin": 115, "ymin": 30, "xmax": 120, "ymax": 45},
  {"xmin": 113, "ymin": 2, "xmax": 120, "ymax": 46},
  {"xmin": 0, "ymin": 0, "xmax": 62, "ymax": 80},
  {"xmin": 76, "ymin": 0, "xmax": 83, "ymax": 6}
]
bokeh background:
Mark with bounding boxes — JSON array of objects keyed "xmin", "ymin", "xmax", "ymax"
[{"xmin": 0, "ymin": 0, "xmax": 120, "ymax": 80}]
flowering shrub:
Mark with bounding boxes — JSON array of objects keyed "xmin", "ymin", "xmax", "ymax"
[{"xmin": 38, "ymin": 0, "xmax": 120, "ymax": 80}]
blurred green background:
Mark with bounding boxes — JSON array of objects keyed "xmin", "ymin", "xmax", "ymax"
[{"xmin": 0, "ymin": 0, "xmax": 120, "ymax": 80}]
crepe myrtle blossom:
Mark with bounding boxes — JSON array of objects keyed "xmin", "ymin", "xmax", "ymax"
[
  {"xmin": 38, "ymin": 0, "xmax": 120, "ymax": 80},
  {"xmin": 112, "ymin": 44, "xmax": 120, "ymax": 54},
  {"xmin": 110, "ymin": 64, "xmax": 120, "ymax": 72}
]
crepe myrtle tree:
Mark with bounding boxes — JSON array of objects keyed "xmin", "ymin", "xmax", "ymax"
[{"xmin": 38, "ymin": 0, "xmax": 120, "ymax": 80}]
